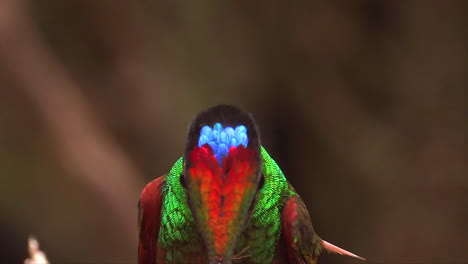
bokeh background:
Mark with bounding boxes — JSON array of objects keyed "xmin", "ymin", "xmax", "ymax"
[{"xmin": 1, "ymin": 0, "xmax": 467, "ymax": 263}]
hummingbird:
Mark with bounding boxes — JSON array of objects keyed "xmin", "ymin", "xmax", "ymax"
[{"xmin": 138, "ymin": 105, "xmax": 364, "ymax": 264}]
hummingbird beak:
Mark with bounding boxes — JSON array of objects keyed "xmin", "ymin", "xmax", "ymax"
[{"xmin": 322, "ymin": 240, "xmax": 366, "ymax": 260}]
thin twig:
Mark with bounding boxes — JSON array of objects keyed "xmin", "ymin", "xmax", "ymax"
[{"xmin": 24, "ymin": 237, "xmax": 49, "ymax": 264}]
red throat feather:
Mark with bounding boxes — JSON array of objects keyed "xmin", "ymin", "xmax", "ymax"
[{"xmin": 187, "ymin": 144, "xmax": 258, "ymax": 260}]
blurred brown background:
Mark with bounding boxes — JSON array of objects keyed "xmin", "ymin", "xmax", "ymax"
[{"xmin": 0, "ymin": 0, "xmax": 467, "ymax": 263}]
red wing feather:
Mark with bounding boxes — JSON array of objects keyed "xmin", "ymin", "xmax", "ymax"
[
  {"xmin": 282, "ymin": 195, "xmax": 321, "ymax": 264},
  {"xmin": 138, "ymin": 175, "xmax": 165, "ymax": 264},
  {"xmin": 282, "ymin": 194, "xmax": 365, "ymax": 263}
]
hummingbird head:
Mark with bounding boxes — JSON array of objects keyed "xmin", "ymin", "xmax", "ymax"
[{"xmin": 183, "ymin": 105, "xmax": 262, "ymax": 264}]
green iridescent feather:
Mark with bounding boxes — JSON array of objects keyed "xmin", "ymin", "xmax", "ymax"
[{"xmin": 158, "ymin": 147, "xmax": 296, "ymax": 264}]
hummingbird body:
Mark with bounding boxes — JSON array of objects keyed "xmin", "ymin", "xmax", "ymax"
[
  {"xmin": 157, "ymin": 148, "xmax": 298, "ymax": 264},
  {"xmin": 138, "ymin": 105, "xmax": 364, "ymax": 264}
]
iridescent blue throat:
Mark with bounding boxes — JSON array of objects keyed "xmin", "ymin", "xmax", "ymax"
[{"xmin": 198, "ymin": 123, "xmax": 249, "ymax": 164}]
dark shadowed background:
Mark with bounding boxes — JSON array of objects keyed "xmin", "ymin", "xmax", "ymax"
[{"xmin": 0, "ymin": 0, "xmax": 467, "ymax": 263}]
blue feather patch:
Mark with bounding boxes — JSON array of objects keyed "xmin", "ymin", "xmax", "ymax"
[{"xmin": 198, "ymin": 123, "xmax": 249, "ymax": 164}]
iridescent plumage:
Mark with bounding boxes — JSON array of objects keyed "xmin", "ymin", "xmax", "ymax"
[
  {"xmin": 138, "ymin": 105, "xmax": 364, "ymax": 264},
  {"xmin": 198, "ymin": 123, "xmax": 248, "ymax": 164}
]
